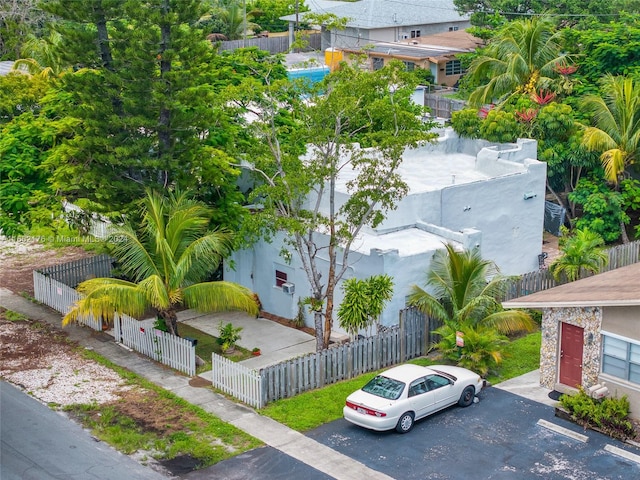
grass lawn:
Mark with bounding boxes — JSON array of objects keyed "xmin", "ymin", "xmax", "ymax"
[
  {"xmin": 259, "ymin": 331, "xmax": 541, "ymax": 432},
  {"xmin": 177, "ymin": 323, "xmax": 253, "ymax": 373}
]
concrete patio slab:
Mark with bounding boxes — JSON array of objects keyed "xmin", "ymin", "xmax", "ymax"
[{"xmin": 179, "ymin": 310, "xmax": 317, "ymax": 369}]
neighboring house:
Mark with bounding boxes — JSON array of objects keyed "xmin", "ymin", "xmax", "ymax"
[
  {"xmin": 225, "ymin": 128, "xmax": 547, "ymax": 333},
  {"xmin": 282, "ymin": 0, "xmax": 470, "ymax": 51},
  {"xmin": 339, "ymin": 30, "xmax": 482, "ymax": 87},
  {"xmin": 503, "ymin": 263, "xmax": 640, "ymax": 419}
]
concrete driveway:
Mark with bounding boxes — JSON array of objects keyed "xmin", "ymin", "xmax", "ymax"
[{"xmin": 178, "ymin": 310, "xmax": 317, "ymax": 369}]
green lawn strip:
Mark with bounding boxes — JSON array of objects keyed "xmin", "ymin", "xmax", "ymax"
[
  {"xmin": 177, "ymin": 323, "xmax": 252, "ymax": 373},
  {"xmin": 486, "ymin": 331, "xmax": 541, "ymax": 386},
  {"xmin": 259, "ymin": 333, "xmax": 542, "ymax": 432},
  {"xmin": 70, "ymin": 348, "xmax": 262, "ymax": 468}
]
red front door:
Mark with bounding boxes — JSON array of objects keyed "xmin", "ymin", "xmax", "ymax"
[{"xmin": 559, "ymin": 323, "xmax": 584, "ymax": 388}]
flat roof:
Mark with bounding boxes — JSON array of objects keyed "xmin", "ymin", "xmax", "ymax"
[
  {"xmin": 351, "ymin": 226, "xmax": 458, "ymax": 257},
  {"xmin": 333, "ymin": 147, "xmax": 487, "ymax": 195}
]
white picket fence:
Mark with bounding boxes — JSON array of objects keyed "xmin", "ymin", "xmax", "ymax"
[
  {"xmin": 114, "ymin": 314, "xmax": 196, "ymax": 376},
  {"xmin": 211, "ymin": 353, "xmax": 262, "ymax": 408},
  {"xmin": 33, "ymin": 270, "xmax": 102, "ymax": 331},
  {"xmin": 33, "ymin": 259, "xmax": 195, "ymax": 376}
]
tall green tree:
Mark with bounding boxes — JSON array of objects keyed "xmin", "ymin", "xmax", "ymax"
[
  {"xmin": 408, "ymin": 243, "xmax": 535, "ymax": 335},
  {"xmin": 466, "ymin": 16, "xmax": 570, "ymax": 107},
  {"xmin": 549, "ymin": 228, "xmax": 608, "ymax": 282},
  {"xmin": 581, "ymin": 74, "xmax": 640, "ymax": 242},
  {"xmin": 239, "ymin": 61, "xmax": 434, "ymax": 350},
  {"xmin": 63, "ymin": 190, "xmax": 259, "ymax": 336},
  {"xmin": 40, "ymin": 0, "xmax": 250, "ymax": 225}
]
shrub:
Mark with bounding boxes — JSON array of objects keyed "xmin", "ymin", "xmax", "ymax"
[
  {"xmin": 559, "ymin": 388, "xmax": 635, "ymax": 440},
  {"xmin": 432, "ymin": 323, "xmax": 507, "ymax": 376}
]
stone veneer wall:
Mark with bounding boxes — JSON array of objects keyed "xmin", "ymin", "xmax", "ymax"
[{"xmin": 540, "ymin": 307, "xmax": 602, "ymax": 390}]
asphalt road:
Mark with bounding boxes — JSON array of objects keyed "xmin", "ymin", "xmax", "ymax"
[{"xmin": 0, "ymin": 381, "xmax": 166, "ymax": 480}]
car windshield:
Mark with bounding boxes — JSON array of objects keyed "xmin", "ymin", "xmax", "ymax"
[{"xmin": 361, "ymin": 375, "xmax": 405, "ymax": 400}]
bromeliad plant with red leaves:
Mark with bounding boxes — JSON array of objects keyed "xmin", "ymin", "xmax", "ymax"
[{"xmin": 531, "ymin": 89, "xmax": 556, "ymax": 105}]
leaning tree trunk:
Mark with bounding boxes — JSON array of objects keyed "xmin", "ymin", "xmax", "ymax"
[{"xmin": 159, "ymin": 309, "xmax": 179, "ymax": 336}]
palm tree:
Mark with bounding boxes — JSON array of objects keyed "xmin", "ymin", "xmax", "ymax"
[
  {"xmin": 14, "ymin": 30, "xmax": 67, "ymax": 77},
  {"xmin": 581, "ymin": 74, "xmax": 640, "ymax": 243},
  {"xmin": 466, "ymin": 16, "xmax": 570, "ymax": 107},
  {"xmin": 549, "ymin": 228, "xmax": 609, "ymax": 282},
  {"xmin": 581, "ymin": 74, "xmax": 640, "ymax": 183},
  {"xmin": 201, "ymin": 1, "xmax": 262, "ymax": 41},
  {"xmin": 408, "ymin": 243, "xmax": 535, "ymax": 335},
  {"xmin": 63, "ymin": 190, "xmax": 259, "ymax": 336}
]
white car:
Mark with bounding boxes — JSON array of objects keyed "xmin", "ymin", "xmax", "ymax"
[{"xmin": 343, "ymin": 364, "xmax": 485, "ymax": 433}]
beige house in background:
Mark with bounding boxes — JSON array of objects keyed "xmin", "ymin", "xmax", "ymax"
[
  {"xmin": 338, "ymin": 30, "xmax": 483, "ymax": 87},
  {"xmin": 503, "ymin": 263, "xmax": 640, "ymax": 419}
]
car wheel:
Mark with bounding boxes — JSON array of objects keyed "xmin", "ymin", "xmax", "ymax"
[
  {"xmin": 395, "ymin": 412, "xmax": 414, "ymax": 433},
  {"xmin": 458, "ymin": 386, "xmax": 475, "ymax": 407}
]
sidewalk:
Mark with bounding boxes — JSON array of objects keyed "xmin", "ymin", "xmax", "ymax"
[{"xmin": 0, "ymin": 288, "xmax": 392, "ymax": 480}]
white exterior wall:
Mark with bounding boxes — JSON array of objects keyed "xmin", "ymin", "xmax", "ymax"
[{"xmin": 225, "ymin": 129, "xmax": 546, "ymax": 332}]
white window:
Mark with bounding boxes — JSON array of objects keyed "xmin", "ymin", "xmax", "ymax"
[
  {"xmin": 410, "ymin": 30, "xmax": 421, "ymax": 38},
  {"xmin": 445, "ymin": 60, "xmax": 462, "ymax": 76},
  {"xmin": 602, "ymin": 335, "xmax": 640, "ymax": 384}
]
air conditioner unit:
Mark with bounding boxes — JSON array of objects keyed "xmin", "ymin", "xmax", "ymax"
[{"xmin": 282, "ymin": 282, "xmax": 295, "ymax": 295}]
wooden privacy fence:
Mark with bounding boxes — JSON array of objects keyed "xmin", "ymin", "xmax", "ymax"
[
  {"xmin": 33, "ymin": 255, "xmax": 195, "ymax": 376},
  {"xmin": 503, "ymin": 239, "xmax": 640, "ymax": 301},
  {"xmin": 37, "ymin": 253, "xmax": 114, "ymax": 288},
  {"xmin": 217, "ymin": 32, "xmax": 321, "ymax": 54},
  {"xmin": 424, "ymin": 93, "xmax": 466, "ymax": 119},
  {"xmin": 114, "ymin": 314, "xmax": 196, "ymax": 377},
  {"xmin": 211, "ymin": 309, "xmax": 437, "ymax": 408}
]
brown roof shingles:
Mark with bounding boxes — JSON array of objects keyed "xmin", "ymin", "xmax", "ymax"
[{"xmin": 503, "ymin": 262, "xmax": 640, "ymax": 308}]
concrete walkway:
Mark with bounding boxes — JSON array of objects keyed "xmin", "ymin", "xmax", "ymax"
[{"xmin": 0, "ymin": 288, "xmax": 392, "ymax": 480}]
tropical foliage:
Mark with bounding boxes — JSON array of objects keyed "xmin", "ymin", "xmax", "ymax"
[
  {"xmin": 432, "ymin": 323, "xmax": 508, "ymax": 376},
  {"xmin": 338, "ymin": 275, "xmax": 394, "ymax": 338},
  {"xmin": 408, "ymin": 244, "xmax": 535, "ymax": 374},
  {"xmin": 62, "ymin": 190, "xmax": 259, "ymax": 336},
  {"xmin": 408, "ymin": 244, "xmax": 535, "ymax": 335},
  {"xmin": 465, "ymin": 17, "xmax": 570, "ymax": 107},
  {"xmin": 549, "ymin": 228, "xmax": 609, "ymax": 282},
  {"xmin": 581, "ymin": 75, "xmax": 640, "ymax": 185}
]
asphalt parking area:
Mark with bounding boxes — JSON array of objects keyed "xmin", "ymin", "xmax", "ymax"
[{"xmin": 306, "ymin": 387, "xmax": 640, "ymax": 480}]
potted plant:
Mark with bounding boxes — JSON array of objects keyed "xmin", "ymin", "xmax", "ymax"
[
  {"xmin": 218, "ymin": 322, "xmax": 243, "ymax": 354},
  {"xmin": 252, "ymin": 347, "xmax": 261, "ymax": 356}
]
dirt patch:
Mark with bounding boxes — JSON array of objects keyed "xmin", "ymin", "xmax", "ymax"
[
  {"xmin": 260, "ymin": 310, "xmax": 316, "ymax": 337},
  {"xmin": 0, "ymin": 237, "xmax": 95, "ymax": 296}
]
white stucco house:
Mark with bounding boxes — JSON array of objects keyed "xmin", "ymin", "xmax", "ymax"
[{"xmin": 225, "ymin": 128, "xmax": 547, "ymax": 334}]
